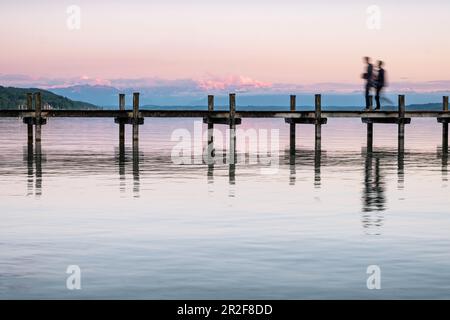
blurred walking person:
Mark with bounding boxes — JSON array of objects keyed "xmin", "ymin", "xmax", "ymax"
[
  {"xmin": 374, "ymin": 60, "xmax": 386, "ymax": 110},
  {"xmin": 362, "ymin": 57, "xmax": 374, "ymax": 110}
]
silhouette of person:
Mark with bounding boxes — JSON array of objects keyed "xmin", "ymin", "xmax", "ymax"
[
  {"xmin": 362, "ymin": 57, "xmax": 374, "ymax": 110},
  {"xmin": 374, "ymin": 60, "xmax": 386, "ymax": 110}
]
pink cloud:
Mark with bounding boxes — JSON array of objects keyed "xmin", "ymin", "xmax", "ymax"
[{"xmin": 196, "ymin": 75, "xmax": 272, "ymax": 92}]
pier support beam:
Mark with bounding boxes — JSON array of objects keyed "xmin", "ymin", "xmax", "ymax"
[
  {"xmin": 398, "ymin": 95, "xmax": 406, "ymax": 152},
  {"xmin": 132, "ymin": 92, "xmax": 140, "ymax": 142},
  {"xmin": 367, "ymin": 96, "xmax": 374, "ymax": 152},
  {"xmin": 34, "ymin": 92, "xmax": 42, "ymax": 143},
  {"xmin": 207, "ymin": 95, "xmax": 215, "ymax": 182},
  {"xmin": 207, "ymin": 95, "xmax": 215, "ymax": 166},
  {"xmin": 229, "ymin": 93, "xmax": 237, "ymax": 166},
  {"xmin": 229, "ymin": 93, "xmax": 236, "ymax": 184},
  {"xmin": 26, "ymin": 93, "xmax": 33, "ymax": 143},
  {"xmin": 290, "ymin": 95, "xmax": 296, "ymax": 154},
  {"xmin": 315, "ymin": 94, "xmax": 322, "ymax": 151},
  {"xmin": 367, "ymin": 123, "xmax": 373, "ymax": 152},
  {"xmin": 443, "ymin": 96, "xmax": 449, "ymax": 153},
  {"xmin": 119, "ymin": 93, "xmax": 125, "ymax": 145}
]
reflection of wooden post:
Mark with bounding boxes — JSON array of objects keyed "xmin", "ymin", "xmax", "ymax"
[
  {"xmin": 119, "ymin": 94, "xmax": 125, "ymax": 144},
  {"xmin": 133, "ymin": 144, "xmax": 140, "ymax": 198},
  {"xmin": 26, "ymin": 93, "xmax": 33, "ymax": 143},
  {"xmin": 229, "ymin": 93, "xmax": 236, "ymax": 165},
  {"xmin": 290, "ymin": 95, "xmax": 296, "ymax": 154},
  {"xmin": 315, "ymin": 94, "xmax": 321, "ymax": 151},
  {"xmin": 443, "ymin": 96, "xmax": 449, "ymax": 153},
  {"xmin": 35, "ymin": 138, "xmax": 42, "ymax": 196},
  {"xmin": 34, "ymin": 92, "xmax": 42, "ymax": 143},
  {"xmin": 398, "ymin": 95, "xmax": 405, "ymax": 151}
]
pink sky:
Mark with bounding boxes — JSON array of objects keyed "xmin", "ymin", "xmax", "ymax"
[{"xmin": 1, "ymin": 0, "xmax": 450, "ymax": 89}]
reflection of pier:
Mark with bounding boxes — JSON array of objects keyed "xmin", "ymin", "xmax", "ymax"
[
  {"xmin": 7, "ymin": 90, "xmax": 449, "ymax": 205},
  {"xmin": 361, "ymin": 150, "xmax": 386, "ymax": 235},
  {"xmin": 23, "ymin": 141, "xmax": 44, "ymax": 197},
  {"xmin": 362, "ymin": 151, "xmax": 386, "ymax": 214},
  {"xmin": 4, "ymin": 92, "xmax": 450, "ymax": 158},
  {"xmin": 116, "ymin": 143, "xmax": 141, "ymax": 198},
  {"xmin": 16, "ymin": 139, "xmax": 450, "ymax": 211}
]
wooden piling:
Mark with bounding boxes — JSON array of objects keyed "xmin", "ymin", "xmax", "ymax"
[
  {"xmin": 207, "ymin": 95, "xmax": 215, "ymax": 165},
  {"xmin": 398, "ymin": 95, "xmax": 405, "ymax": 151},
  {"xmin": 132, "ymin": 92, "xmax": 139, "ymax": 142},
  {"xmin": 367, "ymin": 123, "xmax": 373, "ymax": 152},
  {"xmin": 26, "ymin": 93, "xmax": 33, "ymax": 143},
  {"xmin": 290, "ymin": 95, "xmax": 296, "ymax": 154},
  {"xmin": 443, "ymin": 96, "xmax": 449, "ymax": 153},
  {"xmin": 34, "ymin": 92, "xmax": 42, "ymax": 143},
  {"xmin": 229, "ymin": 93, "xmax": 236, "ymax": 165},
  {"xmin": 315, "ymin": 94, "xmax": 322, "ymax": 150},
  {"xmin": 119, "ymin": 94, "xmax": 125, "ymax": 144},
  {"xmin": 367, "ymin": 95, "xmax": 374, "ymax": 152}
]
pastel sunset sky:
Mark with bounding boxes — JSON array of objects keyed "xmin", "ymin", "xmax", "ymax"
[{"xmin": 1, "ymin": 0, "xmax": 450, "ymax": 91}]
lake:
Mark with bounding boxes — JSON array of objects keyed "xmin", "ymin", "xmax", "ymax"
[{"xmin": 0, "ymin": 117, "xmax": 449, "ymax": 299}]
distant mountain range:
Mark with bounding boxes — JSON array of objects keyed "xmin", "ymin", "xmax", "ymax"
[
  {"xmin": 1, "ymin": 85, "xmax": 448, "ymax": 111},
  {"xmin": 50, "ymin": 84, "xmax": 450, "ymax": 110},
  {"xmin": 0, "ymin": 86, "xmax": 99, "ymax": 110}
]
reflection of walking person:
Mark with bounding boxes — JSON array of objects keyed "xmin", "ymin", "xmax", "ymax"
[
  {"xmin": 362, "ymin": 57, "xmax": 373, "ymax": 110},
  {"xmin": 374, "ymin": 61, "xmax": 386, "ymax": 110}
]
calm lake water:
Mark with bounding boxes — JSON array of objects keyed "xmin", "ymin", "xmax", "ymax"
[{"xmin": 0, "ymin": 117, "xmax": 449, "ymax": 299}]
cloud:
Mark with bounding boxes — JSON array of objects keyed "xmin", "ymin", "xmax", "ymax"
[
  {"xmin": 1, "ymin": 74, "xmax": 450, "ymax": 95},
  {"xmin": 196, "ymin": 75, "xmax": 272, "ymax": 92}
]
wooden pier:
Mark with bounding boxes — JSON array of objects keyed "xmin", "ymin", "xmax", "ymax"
[{"xmin": 1, "ymin": 93, "xmax": 449, "ymax": 155}]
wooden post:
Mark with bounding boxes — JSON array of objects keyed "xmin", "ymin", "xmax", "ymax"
[
  {"xmin": 119, "ymin": 93, "xmax": 125, "ymax": 144},
  {"xmin": 229, "ymin": 93, "xmax": 236, "ymax": 165},
  {"xmin": 132, "ymin": 92, "xmax": 139, "ymax": 142},
  {"xmin": 290, "ymin": 95, "xmax": 296, "ymax": 154},
  {"xmin": 34, "ymin": 92, "xmax": 42, "ymax": 143},
  {"xmin": 26, "ymin": 93, "xmax": 33, "ymax": 143},
  {"xmin": 207, "ymin": 95, "xmax": 215, "ymax": 166},
  {"xmin": 367, "ymin": 95, "xmax": 373, "ymax": 152},
  {"xmin": 315, "ymin": 94, "xmax": 322, "ymax": 151},
  {"xmin": 398, "ymin": 95, "xmax": 405, "ymax": 151},
  {"xmin": 367, "ymin": 122, "xmax": 373, "ymax": 153},
  {"xmin": 443, "ymin": 96, "xmax": 449, "ymax": 153}
]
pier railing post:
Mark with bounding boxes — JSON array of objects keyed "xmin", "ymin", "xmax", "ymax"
[
  {"xmin": 315, "ymin": 94, "xmax": 322, "ymax": 151},
  {"xmin": 398, "ymin": 95, "xmax": 405, "ymax": 151},
  {"xmin": 34, "ymin": 92, "xmax": 42, "ymax": 143},
  {"xmin": 207, "ymin": 95, "xmax": 215, "ymax": 166},
  {"xmin": 119, "ymin": 93, "xmax": 125, "ymax": 145},
  {"xmin": 290, "ymin": 95, "xmax": 296, "ymax": 154},
  {"xmin": 132, "ymin": 92, "xmax": 140, "ymax": 142},
  {"xmin": 229, "ymin": 93, "xmax": 236, "ymax": 166},
  {"xmin": 26, "ymin": 93, "xmax": 33, "ymax": 143},
  {"xmin": 443, "ymin": 96, "xmax": 449, "ymax": 153}
]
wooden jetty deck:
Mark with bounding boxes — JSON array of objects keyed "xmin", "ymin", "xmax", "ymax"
[{"xmin": 0, "ymin": 92, "xmax": 449, "ymax": 153}]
